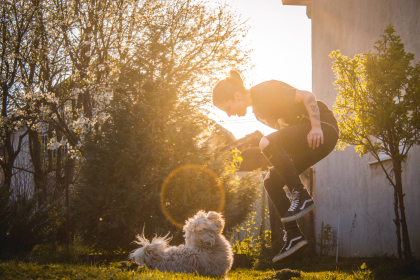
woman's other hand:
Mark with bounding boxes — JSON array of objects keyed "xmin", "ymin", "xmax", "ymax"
[{"xmin": 307, "ymin": 126, "xmax": 324, "ymax": 149}]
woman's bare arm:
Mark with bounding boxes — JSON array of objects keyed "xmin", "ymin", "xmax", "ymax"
[{"xmin": 294, "ymin": 89, "xmax": 324, "ymax": 148}]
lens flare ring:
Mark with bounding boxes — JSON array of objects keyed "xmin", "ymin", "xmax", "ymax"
[{"xmin": 160, "ymin": 164, "xmax": 225, "ymax": 228}]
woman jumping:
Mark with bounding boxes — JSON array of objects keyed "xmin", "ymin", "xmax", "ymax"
[{"xmin": 212, "ymin": 70, "xmax": 338, "ymax": 262}]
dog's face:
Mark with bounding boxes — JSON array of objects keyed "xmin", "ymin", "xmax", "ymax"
[{"xmin": 183, "ymin": 211, "xmax": 225, "ymax": 247}]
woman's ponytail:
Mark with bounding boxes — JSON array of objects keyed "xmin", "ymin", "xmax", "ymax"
[
  {"xmin": 228, "ymin": 70, "xmax": 243, "ymax": 84},
  {"xmin": 212, "ymin": 70, "xmax": 246, "ymax": 105}
]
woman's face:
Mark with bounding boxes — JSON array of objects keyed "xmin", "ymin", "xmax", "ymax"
[{"xmin": 216, "ymin": 92, "xmax": 248, "ymax": 117}]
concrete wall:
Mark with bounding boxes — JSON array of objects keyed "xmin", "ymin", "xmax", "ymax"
[{"xmin": 311, "ymin": 0, "xmax": 420, "ymax": 257}]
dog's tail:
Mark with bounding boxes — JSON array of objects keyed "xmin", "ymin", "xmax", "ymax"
[
  {"xmin": 130, "ymin": 232, "xmax": 171, "ymax": 263},
  {"xmin": 149, "ymin": 233, "xmax": 171, "ymax": 251},
  {"xmin": 132, "ymin": 231, "xmax": 150, "ymax": 247}
]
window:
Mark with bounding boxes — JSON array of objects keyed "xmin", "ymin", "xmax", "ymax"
[{"xmin": 368, "ymin": 137, "xmax": 404, "ymax": 165}]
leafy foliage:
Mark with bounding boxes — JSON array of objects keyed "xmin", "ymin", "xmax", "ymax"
[
  {"xmin": 0, "ymin": 186, "xmax": 59, "ymax": 256},
  {"xmin": 0, "ymin": 0, "xmax": 256, "ymax": 256},
  {"xmin": 331, "ymin": 24, "xmax": 420, "ymax": 259},
  {"xmin": 331, "ymin": 25, "xmax": 420, "ymax": 159},
  {"xmin": 317, "ymin": 224, "xmax": 337, "ymax": 256},
  {"xmin": 29, "ymin": 241, "xmax": 90, "ymax": 264},
  {"xmin": 71, "ymin": 0, "xmax": 258, "ymax": 253},
  {"xmin": 352, "ymin": 263, "xmax": 373, "ymax": 280},
  {"xmin": 71, "ymin": 89, "xmax": 260, "ymax": 252},
  {"xmin": 232, "ymin": 236, "xmax": 262, "ymax": 265},
  {"xmin": 0, "ymin": 0, "xmax": 142, "ymax": 210}
]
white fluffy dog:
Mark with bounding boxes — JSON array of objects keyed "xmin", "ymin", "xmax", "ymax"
[{"xmin": 130, "ymin": 211, "xmax": 233, "ymax": 277}]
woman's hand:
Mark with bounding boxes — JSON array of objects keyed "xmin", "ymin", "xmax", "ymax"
[
  {"xmin": 307, "ymin": 126, "xmax": 324, "ymax": 149},
  {"xmin": 295, "ymin": 89, "xmax": 324, "ymax": 148}
]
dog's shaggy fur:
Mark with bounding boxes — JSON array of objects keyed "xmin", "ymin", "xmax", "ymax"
[{"xmin": 130, "ymin": 211, "xmax": 233, "ymax": 277}]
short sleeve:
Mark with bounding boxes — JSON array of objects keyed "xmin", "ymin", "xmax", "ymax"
[
  {"xmin": 250, "ymin": 80, "xmax": 298, "ymax": 129},
  {"xmin": 262, "ymin": 80, "xmax": 296, "ymax": 108}
]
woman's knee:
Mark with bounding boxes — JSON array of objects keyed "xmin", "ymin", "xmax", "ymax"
[{"xmin": 259, "ymin": 137, "xmax": 270, "ymax": 151}]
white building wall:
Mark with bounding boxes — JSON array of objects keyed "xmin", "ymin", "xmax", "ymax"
[
  {"xmin": 311, "ymin": 0, "xmax": 420, "ymax": 257},
  {"xmin": 8, "ymin": 130, "xmax": 34, "ymax": 199}
]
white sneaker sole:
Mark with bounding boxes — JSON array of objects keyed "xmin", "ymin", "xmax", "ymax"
[
  {"xmin": 272, "ymin": 239, "xmax": 308, "ymax": 263},
  {"xmin": 281, "ymin": 203, "xmax": 316, "ymax": 223}
]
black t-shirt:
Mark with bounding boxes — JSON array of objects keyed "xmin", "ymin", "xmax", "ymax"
[{"xmin": 250, "ymin": 80, "xmax": 337, "ymax": 130}]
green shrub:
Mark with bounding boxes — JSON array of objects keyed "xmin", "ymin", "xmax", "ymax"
[
  {"xmin": 0, "ymin": 186, "xmax": 60, "ymax": 257},
  {"xmin": 28, "ymin": 236, "xmax": 91, "ymax": 264},
  {"xmin": 232, "ymin": 237, "xmax": 261, "ymax": 264},
  {"xmin": 70, "ymin": 0, "xmax": 255, "ymax": 254},
  {"xmin": 317, "ymin": 224, "xmax": 337, "ymax": 256},
  {"xmin": 72, "ymin": 85, "xmax": 261, "ymax": 254},
  {"xmin": 232, "ymin": 229, "xmax": 274, "ymax": 268},
  {"xmin": 353, "ymin": 263, "xmax": 373, "ymax": 280}
]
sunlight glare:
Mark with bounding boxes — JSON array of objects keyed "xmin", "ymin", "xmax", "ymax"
[{"xmin": 208, "ymin": 0, "xmax": 312, "ymax": 139}]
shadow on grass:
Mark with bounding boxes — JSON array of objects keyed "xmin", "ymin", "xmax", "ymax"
[{"xmin": 255, "ymin": 252, "xmax": 420, "ymax": 280}]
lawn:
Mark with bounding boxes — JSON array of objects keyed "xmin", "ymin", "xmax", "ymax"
[
  {"xmin": 1, "ymin": 257, "xmax": 419, "ymax": 280},
  {"xmin": 0, "ymin": 262, "xmax": 356, "ymax": 280}
]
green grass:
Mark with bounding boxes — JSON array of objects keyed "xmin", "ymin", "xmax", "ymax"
[
  {"xmin": 0, "ymin": 261, "xmax": 376, "ymax": 280},
  {"xmin": 1, "ymin": 257, "xmax": 419, "ymax": 279},
  {"xmin": 0, "ymin": 262, "xmax": 271, "ymax": 279}
]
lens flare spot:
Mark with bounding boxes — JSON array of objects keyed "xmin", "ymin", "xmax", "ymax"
[{"xmin": 160, "ymin": 164, "xmax": 225, "ymax": 228}]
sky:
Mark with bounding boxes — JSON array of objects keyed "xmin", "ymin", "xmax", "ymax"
[{"xmin": 210, "ymin": 0, "xmax": 312, "ymax": 139}]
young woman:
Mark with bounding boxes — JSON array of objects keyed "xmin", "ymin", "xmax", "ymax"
[{"xmin": 213, "ymin": 70, "xmax": 339, "ymax": 262}]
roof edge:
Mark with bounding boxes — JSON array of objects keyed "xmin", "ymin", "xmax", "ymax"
[{"xmin": 282, "ymin": 0, "xmax": 312, "ymax": 19}]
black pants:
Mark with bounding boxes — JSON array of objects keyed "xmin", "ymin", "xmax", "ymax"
[{"xmin": 263, "ymin": 122, "xmax": 339, "ymax": 218}]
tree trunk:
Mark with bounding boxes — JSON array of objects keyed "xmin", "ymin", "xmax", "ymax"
[
  {"xmin": 2, "ymin": 131, "xmax": 20, "ymax": 192},
  {"xmin": 2, "ymin": 154, "xmax": 14, "ymax": 191},
  {"xmin": 393, "ymin": 187, "xmax": 402, "ymax": 259},
  {"xmin": 54, "ymin": 131, "xmax": 63, "ymax": 201},
  {"xmin": 393, "ymin": 160, "xmax": 412, "ymax": 259},
  {"xmin": 28, "ymin": 130, "xmax": 47, "ymax": 205},
  {"xmin": 65, "ymin": 161, "xmax": 70, "ymax": 248}
]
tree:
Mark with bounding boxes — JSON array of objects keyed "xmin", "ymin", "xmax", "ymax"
[
  {"xmin": 0, "ymin": 0, "xmax": 258, "ymax": 254},
  {"xmin": 72, "ymin": 91, "xmax": 260, "ymax": 252},
  {"xmin": 331, "ymin": 25, "xmax": 420, "ymax": 259},
  {"xmin": 0, "ymin": 0, "xmax": 43, "ymax": 192},
  {"xmin": 1, "ymin": 0, "xmax": 139, "ymax": 204},
  {"xmin": 71, "ymin": 0, "xmax": 258, "ymax": 253},
  {"xmin": 24, "ymin": 0, "xmax": 139, "ymax": 204}
]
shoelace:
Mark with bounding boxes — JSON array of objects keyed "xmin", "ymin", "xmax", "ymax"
[
  {"xmin": 283, "ymin": 230, "xmax": 288, "ymax": 242},
  {"xmin": 286, "ymin": 189, "xmax": 300, "ymax": 211}
]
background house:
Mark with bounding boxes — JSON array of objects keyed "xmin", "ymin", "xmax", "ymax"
[
  {"xmin": 283, "ymin": 0, "xmax": 420, "ymax": 257},
  {"xmin": 0, "ymin": 129, "xmax": 34, "ymax": 199}
]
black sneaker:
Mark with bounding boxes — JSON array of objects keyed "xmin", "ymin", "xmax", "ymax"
[
  {"xmin": 272, "ymin": 229, "xmax": 308, "ymax": 263},
  {"xmin": 281, "ymin": 187, "xmax": 315, "ymax": 223}
]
